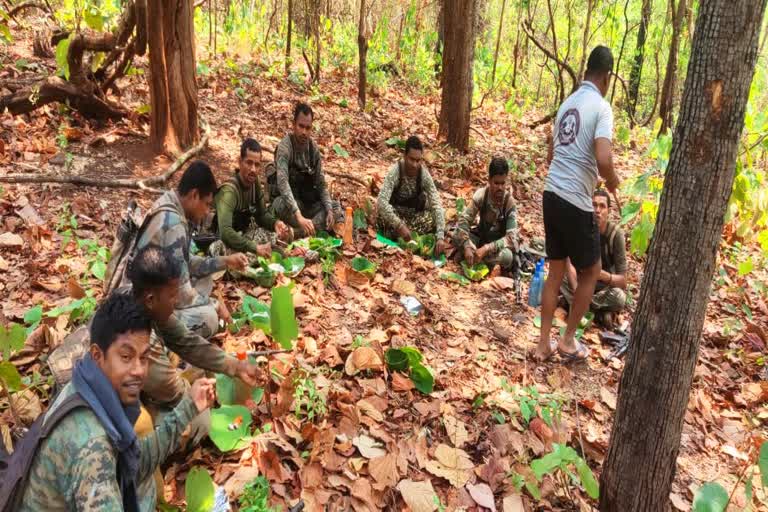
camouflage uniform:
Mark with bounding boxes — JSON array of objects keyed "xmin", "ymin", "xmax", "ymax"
[
  {"xmin": 211, "ymin": 170, "xmax": 279, "ymax": 256},
  {"xmin": 268, "ymin": 134, "xmax": 343, "ymax": 236},
  {"xmin": 453, "ymin": 186, "xmax": 518, "ymax": 270},
  {"xmin": 17, "ymin": 382, "xmax": 198, "ymax": 512},
  {"xmin": 375, "ymin": 161, "xmax": 445, "ymax": 239},
  {"xmin": 561, "ymin": 221, "xmax": 628, "ymax": 312}
]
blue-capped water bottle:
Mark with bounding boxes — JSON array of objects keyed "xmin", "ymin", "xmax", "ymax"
[{"xmin": 528, "ymin": 259, "xmax": 543, "ymax": 307}]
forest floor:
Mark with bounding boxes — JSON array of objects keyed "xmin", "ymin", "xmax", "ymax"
[{"xmin": 1, "ymin": 26, "xmax": 767, "ymax": 512}]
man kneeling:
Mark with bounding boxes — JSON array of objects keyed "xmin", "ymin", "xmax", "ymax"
[
  {"xmin": 376, "ymin": 135, "xmax": 447, "ymax": 255},
  {"xmin": 17, "ymin": 292, "xmax": 215, "ymax": 511},
  {"xmin": 454, "ymin": 157, "xmax": 518, "ymax": 271},
  {"xmin": 561, "ymin": 189, "xmax": 627, "ymax": 328}
]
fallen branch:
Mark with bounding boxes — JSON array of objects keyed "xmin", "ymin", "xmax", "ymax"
[
  {"xmin": 522, "ymin": 20, "xmax": 578, "ymax": 94},
  {"xmin": 0, "ymin": 76, "xmax": 127, "ymax": 118},
  {"xmin": 8, "ymin": 0, "xmax": 49, "ymax": 18},
  {"xmin": 528, "ymin": 110, "xmax": 557, "ymax": 129},
  {"xmin": 0, "ymin": 119, "xmax": 210, "ymax": 190},
  {"xmin": 325, "ymin": 169, "xmax": 369, "ymax": 189}
]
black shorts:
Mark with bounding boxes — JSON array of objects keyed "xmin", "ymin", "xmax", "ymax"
[{"xmin": 542, "ymin": 190, "xmax": 600, "ymax": 270}]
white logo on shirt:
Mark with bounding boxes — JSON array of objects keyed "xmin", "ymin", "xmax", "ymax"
[{"xmin": 558, "ymin": 108, "xmax": 580, "ymax": 146}]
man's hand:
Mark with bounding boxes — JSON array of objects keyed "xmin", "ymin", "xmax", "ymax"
[
  {"xmin": 256, "ymin": 243, "xmax": 272, "ymax": 258},
  {"xmin": 235, "ymin": 360, "xmax": 267, "ymax": 387},
  {"xmin": 463, "ymin": 245, "xmax": 476, "ymax": 266},
  {"xmin": 325, "ymin": 209, "xmax": 334, "ymax": 231},
  {"xmin": 435, "ymin": 239, "xmax": 448, "ymax": 256},
  {"xmin": 224, "ymin": 253, "xmax": 249, "ymax": 271},
  {"xmin": 275, "ymin": 221, "xmax": 293, "ymax": 242},
  {"xmin": 599, "ymin": 270, "xmax": 612, "ymax": 283},
  {"xmin": 396, "ymin": 223, "xmax": 412, "ymax": 241},
  {"xmin": 189, "ymin": 378, "xmax": 216, "ymax": 412},
  {"xmin": 605, "ymin": 174, "xmax": 620, "ymax": 194},
  {"xmin": 289, "ymin": 245, "xmax": 307, "ymax": 257},
  {"xmin": 476, "ymin": 244, "xmax": 492, "ymax": 262},
  {"xmin": 296, "ymin": 213, "xmax": 316, "ymax": 237},
  {"xmin": 216, "ymin": 300, "xmax": 233, "ymax": 325}
]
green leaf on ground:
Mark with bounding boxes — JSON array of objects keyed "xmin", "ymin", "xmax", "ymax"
[
  {"xmin": 692, "ymin": 482, "xmax": 729, "ymax": 512},
  {"xmin": 461, "ymin": 262, "xmax": 490, "ymax": 281},
  {"xmin": 410, "ymin": 363, "xmax": 434, "ymax": 394},
  {"xmin": 575, "ymin": 458, "xmax": 599, "ymax": 499},
  {"xmin": 440, "ymin": 272, "xmax": 470, "ymax": 286},
  {"xmin": 385, "ymin": 348, "xmax": 409, "ymax": 371},
  {"xmin": 210, "ymin": 405, "xmax": 252, "ymax": 452},
  {"xmin": 332, "ymin": 143, "xmax": 349, "ymax": 157},
  {"xmin": 0, "ymin": 362, "xmax": 22, "ymax": 391},
  {"xmin": 350, "ymin": 257, "xmax": 377, "ymax": 276},
  {"xmin": 759, "ymin": 441, "xmax": 768, "ymax": 487},
  {"xmin": 185, "ymin": 467, "xmax": 215, "ymax": 512},
  {"xmin": 55, "ymin": 36, "xmax": 72, "ymax": 80},
  {"xmin": 738, "ymin": 257, "xmax": 754, "ymax": 276},
  {"xmin": 353, "ymin": 208, "xmax": 367, "ymax": 229},
  {"xmin": 282, "ymin": 257, "xmax": 305, "ymax": 277},
  {"xmin": 271, "ymin": 285, "xmax": 298, "ymax": 349}
]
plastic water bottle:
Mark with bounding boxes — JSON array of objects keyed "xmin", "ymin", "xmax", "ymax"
[{"xmin": 528, "ymin": 259, "xmax": 545, "ymax": 307}]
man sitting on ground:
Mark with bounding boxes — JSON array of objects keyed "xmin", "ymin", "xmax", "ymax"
[
  {"xmin": 376, "ymin": 135, "xmax": 447, "ymax": 255},
  {"xmin": 212, "ymin": 138, "xmax": 294, "ymax": 257},
  {"xmin": 18, "ymin": 292, "xmax": 216, "ymax": 512},
  {"xmin": 134, "ymin": 160, "xmax": 248, "ymax": 334},
  {"xmin": 268, "ymin": 102, "xmax": 344, "ymax": 237},
  {"xmin": 454, "ymin": 157, "xmax": 518, "ymax": 272},
  {"xmin": 561, "ymin": 189, "xmax": 627, "ymax": 329}
]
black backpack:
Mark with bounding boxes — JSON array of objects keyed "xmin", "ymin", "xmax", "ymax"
[{"xmin": 0, "ymin": 393, "xmax": 88, "ymax": 512}]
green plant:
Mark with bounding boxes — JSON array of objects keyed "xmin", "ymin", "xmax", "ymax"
[
  {"xmin": 502, "ymin": 381, "xmax": 565, "ymax": 428},
  {"xmin": 350, "ymin": 256, "xmax": 377, "ymax": 277},
  {"xmin": 398, "ymin": 233, "xmax": 436, "ymax": 258},
  {"xmin": 186, "ymin": 467, "xmax": 215, "ymax": 512},
  {"xmin": 0, "ymin": 323, "xmax": 26, "ymax": 396},
  {"xmin": 229, "ymin": 286, "xmax": 297, "ymax": 349},
  {"xmin": 350, "ymin": 335, "xmax": 370, "ymax": 350},
  {"xmin": 210, "ymin": 404, "xmax": 252, "ymax": 451},
  {"xmin": 77, "ymin": 238, "xmax": 110, "ymax": 280},
  {"xmin": 56, "ymin": 203, "xmax": 79, "ymax": 248},
  {"xmin": 440, "ymin": 271, "xmax": 470, "ymax": 286},
  {"xmin": 461, "ymin": 261, "xmax": 490, "ymax": 281},
  {"xmin": 293, "ymin": 371, "xmax": 327, "ymax": 422},
  {"xmin": 692, "ymin": 442, "xmax": 768, "ymax": 511},
  {"xmin": 527, "ymin": 443, "xmax": 599, "ymax": 500},
  {"xmin": 239, "ymin": 475, "xmax": 281, "ymax": 512},
  {"xmin": 385, "ymin": 346, "xmax": 434, "ymax": 394}
]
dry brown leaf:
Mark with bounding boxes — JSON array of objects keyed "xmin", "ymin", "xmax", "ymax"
[
  {"xmin": 425, "ymin": 443, "xmax": 475, "ymax": 488},
  {"xmin": 345, "ymin": 347, "xmax": 383, "ymax": 376},
  {"xmin": 396, "ymin": 479, "xmax": 438, "ymax": 512},
  {"xmin": 600, "ymin": 386, "xmax": 617, "ymax": 410},
  {"xmin": 258, "ymin": 449, "xmax": 292, "ymax": 483},
  {"xmin": 670, "ymin": 492, "xmax": 690, "ymax": 511},
  {"xmin": 392, "ymin": 279, "xmax": 416, "ymax": 295},
  {"xmin": 11, "ymin": 389, "xmax": 42, "ymax": 424},
  {"xmin": 369, "ymin": 453, "xmax": 399, "ymax": 489},
  {"xmin": 353, "ymin": 434, "xmax": 387, "ymax": 459},
  {"xmin": 319, "ymin": 343, "xmax": 344, "ymax": 366},
  {"xmin": 350, "ymin": 478, "xmax": 375, "ymax": 511},
  {"xmin": 467, "ymin": 482, "xmax": 496, "ymax": 511},
  {"xmin": 502, "ymin": 494, "xmax": 525, "ymax": 512},
  {"xmin": 0, "ymin": 232, "xmax": 23, "ymax": 248},
  {"xmin": 300, "ymin": 462, "xmax": 324, "ymax": 489},
  {"xmin": 223, "ymin": 465, "xmax": 261, "ymax": 498},
  {"xmin": 391, "ymin": 371, "xmax": 415, "ymax": 391},
  {"xmin": 1, "ymin": 423, "xmax": 13, "ymax": 454},
  {"xmin": 67, "ymin": 276, "xmax": 86, "ymax": 299},
  {"xmin": 357, "ymin": 399, "xmax": 384, "ymax": 422},
  {"xmin": 444, "ymin": 415, "xmax": 469, "ymax": 448},
  {"xmin": 529, "ymin": 418, "xmax": 554, "ymax": 446}
]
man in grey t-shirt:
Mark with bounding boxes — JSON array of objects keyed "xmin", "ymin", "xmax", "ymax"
[{"xmin": 536, "ymin": 46, "xmax": 622, "ymax": 362}]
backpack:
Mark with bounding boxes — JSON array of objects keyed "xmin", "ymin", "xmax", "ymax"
[
  {"xmin": 103, "ymin": 200, "xmax": 176, "ymax": 295},
  {"xmin": 390, "ymin": 161, "xmax": 427, "ymax": 211},
  {"xmin": 266, "ymin": 136, "xmax": 321, "ymax": 204},
  {"xmin": 0, "ymin": 393, "xmax": 88, "ymax": 512}
]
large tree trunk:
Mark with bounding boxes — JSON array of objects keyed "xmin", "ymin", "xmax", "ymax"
[
  {"xmin": 147, "ymin": 0, "xmax": 199, "ymax": 155},
  {"xmin": 628, "ymin": 0, "xmax": 652, "ymax": 119},
  {"xmin": 357, "ymin": 0, "xmax": 368, "ymax": 110},
  {"xmin": 657, "ymin": 0, "xmax": 687, "ymax": 136},
  {"xmin": 599, "ymin": 1, "xmax": 766, "ymax": 510},
  {"xmin": 438, "ymin": 0, "xmax": 477, "ymax": 153}
]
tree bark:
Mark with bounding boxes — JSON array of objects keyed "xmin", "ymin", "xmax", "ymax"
[
  {"xmin": 658, "ymin": 0, "xmax": 687, "ymax": 136},
  {"xmin": 357, "ymin": 0, "xmax": 368, "ymax": 110},
  {"xmin": 628, "ymin": 0, "xmax": 652, "ymax": 119},
  {"xmin": 147, "ymin": 0, "xmax": 199, "ymax": 156},
  {"xmin": 577, "ymin": 0, "xmax": 595, "ymax": 79},
  {"xmin": 438, "ymin": 0, "xmax": 477, "ymax": 153},
  {"xmin": 490, "ymin": 0, "xmax": 506, "ymax": 85},
  {"xmin": 285, "ymin": 0, "xmax": 292, "ymax": 75},
  {"xmin": 599, "ymin": 1, "xmax": 767, "ymax": 511}
]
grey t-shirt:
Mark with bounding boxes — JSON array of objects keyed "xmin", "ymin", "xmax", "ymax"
[{"xmin": 545, "ymin": 81, "xmax": 613, "ymax": 212}]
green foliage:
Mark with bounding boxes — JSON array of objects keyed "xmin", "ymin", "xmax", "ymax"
[
  {"xmin": 239, "ymin": 475, "xmax": 280, "ymax": 512},
  {"xmin": 692, "ymin": 482, "xmax": 729, "ymax": 512},
  {"xmin": 461, "ymin": 262, "xmax": 490, "ymax": 281},
  {"xmin": 55, "ymin": 36, "xmax": 72, "ymax": 80},
  {"xmin": 350, "ymin": 256, "xmax": 377, "ymax": 276},
  {"xmin": 440, "ymin": 271, "xmax": 470, "ymax": 286},
  {"xmin": 186, "ymin": 467, "xmax": 215, "ymax": 512},
  {"xmin": 332, "ymin": 143, "xmax": 349, "ymax": 158},
  {"xmin": 210, "ymin": 404, "xmax": 252, "ymax": 452},
  {"xmin": 399, "ymin": 234, "xmax": 436, "ymax": 258},
  {"xmin": 0, "ymin": 362, "xmax": 22, "ymax": 391},
  {"xmin": 353, "ymin": 208, "xmax": 367, "ymax": 230},
  {"xmin": 502, "ymin": 381, "xmax": 565, "ymax": 428},
  {"xmin": 77, "ymin": 238, "xmax": 110, "ymax": 280},
  {"xmin": 230, "ymin": 295, "xmax": 271, "ymax": 334},
  {"xmin": 384, "ymin": 347, "xmax": 434, "ymax": 394},
  {"xmin": 0, "ymin": 323, "xmax": 26, "ymax": 361},
  {"xmin": 529, "ymin": 444, "xmax": 599, "ymax": 500},
  {"xmin": 293, "ymin": 371, "xmax": 327, "ymax": 422},
  {"xmin": 271, "ymin": 285, "xmax": 298, "ymax": 349}
]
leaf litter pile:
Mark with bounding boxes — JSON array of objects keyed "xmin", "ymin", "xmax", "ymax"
[{"xmin": 1, "ymin": 29, "xmax": 767, "ymax": 512}]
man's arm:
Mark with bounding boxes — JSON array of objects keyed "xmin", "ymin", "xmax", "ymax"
[
  {"xmin": 492, "ymin": 198, "xmax": 519, "ymax": 254},
  {"xmin": 215, "ymin": 186, "xmax": 259, "ymax": 254},
  {"xmin": 275, "ymin": 137, "xmax": 301, "ymax": 216},
  {"xmin": 137, "ymin": 396, "xmax": 198, "ymax": 483},
  {"xmin": 68, "ymin": 436, "xmax": 124, "ymax": 510},
  {"xmin": 155, "ymin": 314, "xmax": 239, "ymax": 375},
  {"xmin": 376, "ymin": 165, "xmax": 405, "ymax": 231},
  {"xmin": 311, "ymin": 146, "xmax": 333, "ymax": 213},
  {"xmin": 595, "ymin": 104, "xmax": 619, "ymax": 192},
  {"xmin": 456, "ymin": 189, "xmax": 481, "ymax": 247},
  {"xmin": 422, "ymin": 169, "xmax": 445, "ymax": 239}
]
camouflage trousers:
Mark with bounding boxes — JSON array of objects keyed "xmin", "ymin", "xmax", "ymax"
[
  {"xmin": 377, "ymin": 207, "xmax": 437, "ymax": 239},
  {"xmin": 451, "ymin": 231, "xmax": 515, "ymax": 270},
  {"xmin": 208, "ymin": 223, "xmax": 277, "ymax": 259},
  {"xmin": 271, "ymin": 196, "xmax": 344, "ymax": 237},
  {"xmin": 561, "ymin": 278, "xmax": 627, "ymax": 312}
]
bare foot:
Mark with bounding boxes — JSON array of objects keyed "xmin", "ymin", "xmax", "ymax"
[{"xmin": 533, "ymin": 339, "xmax": 558, "ymax": 362}]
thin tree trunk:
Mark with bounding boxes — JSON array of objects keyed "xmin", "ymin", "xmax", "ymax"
[
  {"xmin": 438, "ymin": 0, "xmax": 477, "ymax": 153},
  {"xmin": 578, "ymin": 0, "xmax": 595, "ymax": 78},
  {"xmin": 628, "ymin": 0, "xmax": 652, "ymax": 121},
  {"xmin": 285, "ymin": 0, "xmax": 292, "ymax": 74},
  {"xmin": 609, "ymin": 0, "xmax": 632, "ymax": 103},
  {"xmin": 491, "ymin": 0, "xmax": 506, "ymax": 85},
  {"xmin": 313, "ymin": 0, "xmax": 320, "ymax": 84},
  {"xmin": 658, "ymin": 0, "xmax": 687, "ymax": 136},
  {"xmin": 511, "ymin": 0, "xmax": 523, "ymax": 88},
  {"xmin": 357, "ymin": 0, "xmax": 368, "ymax": 110},
  {"xmin": 147, "ymin": 0, "xmax": 199, "ymax": 155},
  {"xmin": 599, "ymin": 1, "xmax": 767, "ymax": 510}
]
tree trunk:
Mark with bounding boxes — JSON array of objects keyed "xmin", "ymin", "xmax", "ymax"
[
  {"xmin": 577, "ymin": 0, "xmax": 594, "ymax": 79},
  {"xmin": 357, "ymin": 0, "xmax": 368, "ymax": 110},
  {"xmin": 628, "ymin": 0, "xmax": 652, "ymax": 119},
  {"xmin": 609, "ymin": 0, "xmax": 632, "ymax": 104},
  {"xmin": 147, "ymin": 0, "xmax": 199, "ymax": 155},
  {"xmin": 285, "ymin": 0, "xmax": 292, "ymax": 74},
  {"xmin": 657, "ymin": 0, "xmax": 687, "ymax": 136},
  {"xmin": 434, "ymin": 0, "xmax": 445, "ymax": 79},
  {"xmin": 490, "ymin": 0, "xmax": 506, "ymax": 85},
  {"xmin": 438, "ymin": 0, "xmax": 477, "ymax": 153},
  {"xmin": 313, "ymin": 0, "xmax": 321, "ymax": 84},
  {"xmin": 599, "ymin": 1, "xmax": 766, "ymax": 511},
  {"xmin": 511, "ymin": 0, "xmax": 523, "ymax": 88}
]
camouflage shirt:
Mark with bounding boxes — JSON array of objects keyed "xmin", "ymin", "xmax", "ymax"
[
  {"xmin": 456, "ymin": 186, "xmax": 518, "ymax": 254},
  {"xmin": 18, "ymin": 382, "xmax": 197, "ymax": 512},
  {"xmin": 215, "ymin": 171, "xmax": 277, "ymax": 253},
  {"xmin": 274, "ymin": 134, "xmax": 332, "ymax": 214},
  {"xmin": 136, "ymin": 191, "xmax": 226, "ymax": 309},
  {"xmin": 377, "ymin": 161, "xmax": 445, "ymax": 238}
]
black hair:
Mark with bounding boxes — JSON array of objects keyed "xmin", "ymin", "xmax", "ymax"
[
  {"xmin": 586, "ymin": 46, "xmax": 614, "ymax": 76},
  {"xmin": 593, "ymin": 188, "xmax": 611, "ymax": 207},
  {"xmin": 127, "ymin": 246, "xmax": 181, "ymax": 296},
  {"xmin": 90, "ymin": 292, "xmax": 151, "ymax": 353},
  {"xmin": 240, "ymin": 138, "xmax": 262, "ymax": 159},
  {"xmin": 404, "ymin": 135, "xmax": 424, "ymax": 155},
  {"xmin": 177, "ymin": 160, "xmax": 217, "ymax": 198},
  {"xmin": 488, "ymin": 157, "xmax": 510, "ymax": 178},
  {"xmin": 293, "ymin": 102, "xmax": 314, "ymax": 122}
]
